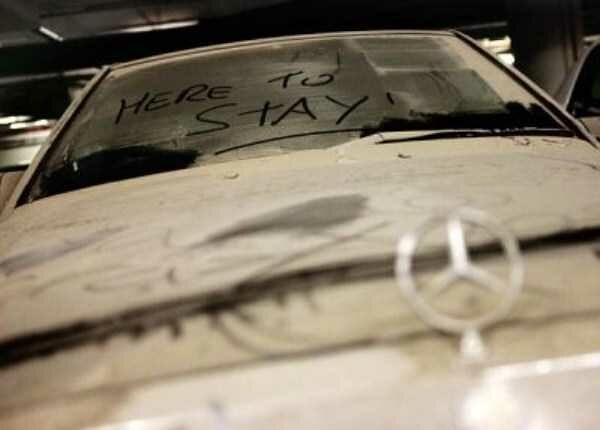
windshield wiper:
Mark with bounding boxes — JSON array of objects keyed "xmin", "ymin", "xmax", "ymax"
[
  {"xmin": 40, "ymin": 145, "xmax": 199, "ymax": 198},
  {"xmin": 360, "ymin": 102, "xmax": 574, "ymax": 142},
  {"xmin": 362, "ymin": 127, "xmax": 574, "ymax": 144}
]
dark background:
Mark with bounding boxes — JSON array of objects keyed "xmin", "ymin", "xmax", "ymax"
[{"xmin": 0, "ymin": 0, "xmax": 595, "ymax": 121}]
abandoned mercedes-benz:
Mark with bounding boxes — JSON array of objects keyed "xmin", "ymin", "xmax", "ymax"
[{"xmin": 1, "ymin": 31, "xmax": 600, "ymax": 429}]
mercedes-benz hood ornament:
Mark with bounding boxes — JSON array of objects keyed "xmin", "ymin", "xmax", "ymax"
[{"xmin": 396, "ymin": 207, "xmax": 524, "ymax": 360}]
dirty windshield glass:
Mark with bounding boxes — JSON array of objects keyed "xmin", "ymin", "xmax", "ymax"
[{"xmin": 27, "ymin": 33, "xmax": 564, "ymax": 201}]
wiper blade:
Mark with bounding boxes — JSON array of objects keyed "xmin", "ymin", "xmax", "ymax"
[
  {"xmin": 361, "ymin": 102, "xmax": 574, "ymax": 141},
  {"xmin": 365, "ymin": 127, "xmax": 574, "ymax": 144},
  {"xmin": 41, "ymin": 145, "xmax": 199, "ymax": 198}
]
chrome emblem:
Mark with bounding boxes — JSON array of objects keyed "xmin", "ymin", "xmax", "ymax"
[{"xmin": 396, "ymin": 208, "xmax": 524, "ymax": 336}]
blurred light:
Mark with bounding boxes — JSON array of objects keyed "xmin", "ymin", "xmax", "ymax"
[
  {"xmin": 498, "ymin": 53, "xmax": 515, "ymax": 66},
  {"xmin": 38, "ymin": 26, "xmax": 64, "ymax": 42},
  {"xmin": 107, "ymin": 20, "xmax": 199, "ymax": 35},
  {"xmin": 9, "ymin": 119, "xmax": 51, "ymax": 130},
  {"xmin": 478, "ymin": 36, "xmax": 515, "ymax": 66},
  {"xmin": 480, "ymin": 36, "xmax": 512, "ymax": 53},
  {"xmin": 0, "ymin": 115, "xmax": 31, "ymax": 125},
  {"xmin": 485, "ymin": 351, "xmax": 600, "ymax": 382},
  {"xmin": 585, "ymin": 34, "xmax": 600, "ymax": 44},
  {"xmin": 460, "ymin": 382, "xmax": 524, "ymax": 430}
]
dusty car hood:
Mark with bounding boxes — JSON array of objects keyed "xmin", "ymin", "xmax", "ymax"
[{"xmin": 1, "ymin": 135, "xmax": 600, "ymax": 341}]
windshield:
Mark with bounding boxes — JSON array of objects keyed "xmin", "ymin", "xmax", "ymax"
[{"xmin": 25, "ymin": 33, "xmax": 567, "ymax": 201}]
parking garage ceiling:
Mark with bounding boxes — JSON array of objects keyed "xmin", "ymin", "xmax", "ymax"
[
  {"xmin": 0, "ymin": 0, "xmax": 599, "ymax": 75},
  {"xmin": 0, "ymin": 0, "xmax": 296, "ymax": 45}
]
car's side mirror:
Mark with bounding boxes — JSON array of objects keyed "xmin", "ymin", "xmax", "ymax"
[{"xmin": 0, "ymin": 170, "xmax": 25, "ymax": 214}]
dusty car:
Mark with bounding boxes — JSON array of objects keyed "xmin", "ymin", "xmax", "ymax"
[
  {"xmin": 0, "ymin": 30, "xmax": 599, "ymax": 429},
  {"xmin": 556, "ymin": 41, "xmax": 600, "ymax": 137}
]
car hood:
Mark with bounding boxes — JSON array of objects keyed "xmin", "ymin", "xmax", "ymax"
[{"xmin": 0, "ymin": 135, "xmax": 600, "ymax": 342}]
